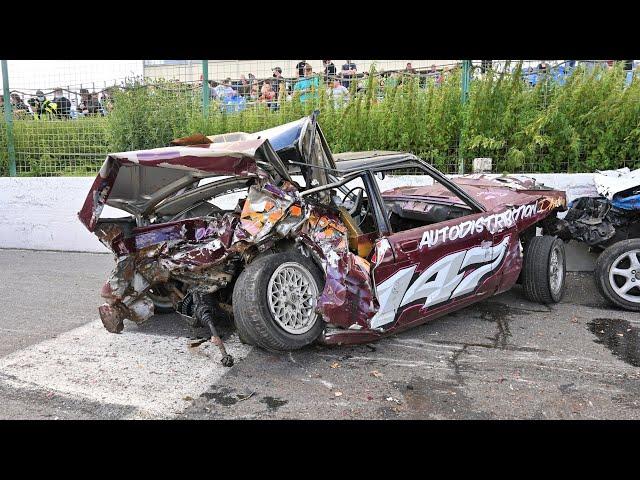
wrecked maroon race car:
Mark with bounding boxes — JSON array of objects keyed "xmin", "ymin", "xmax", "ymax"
[{"xmin": 79, "ymin": 112, "xmax": 568, "ymax": 366}]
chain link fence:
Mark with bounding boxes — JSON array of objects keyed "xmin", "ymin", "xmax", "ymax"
[{"xmin": 1, "ymin": 59, "xmax": 639, "ymax": 177}]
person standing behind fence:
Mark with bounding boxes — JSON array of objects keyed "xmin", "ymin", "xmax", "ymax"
[
  {"xmin": 293, "ymin": 64, "xmax": 320, "ymax": 102},
  {"xmin": 327, "ymin": 77, "xmax": 349, "ymax": 106},
  {"xmin": 250, "ymin": 79, "xmax": 260, "ymax": 101},
  {"xmin": 52, "ymin": 88, "xmax": 71, "ymax": 119},
  {"xmin": 296, "ymin": 61, "xmax": 307, "ymax": 78},
  {"xmin": 215, "ymin": 78, "xmax": 236, "ymax": 100},
  {"xmin": 28, "ymin": 90, "xmax": 56, "ymax": 119},
  {"xmin": 78, "ymin": 89, "xmax": 101, "ymax": 116},
  {"xmin": 341, "ymin": 60, "xmax": 357, "ymax": 89},
  {"xmin": 235, "ymin": 75, "xmax": 250, "ymax": 97},
  {"xmin": 259, "ymin": 81, "xmax": 277, "ymax": 110},
  {"xmin": 323, "ymin": 60, "xmax": 337, "ymax": 82},
  {"xmin": 10, "ymin": 93, "xmax": 31, "ymax": 118},
  {"xmin": 271, "ymin": 66, "xmax": 287, "ymax": 96}
]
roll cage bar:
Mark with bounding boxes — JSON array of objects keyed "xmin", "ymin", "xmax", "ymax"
[{"xmin": 299, "ymin": 154, "xmax": 486, "ymax": 236}]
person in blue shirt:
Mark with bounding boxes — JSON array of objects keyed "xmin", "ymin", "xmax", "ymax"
[{"xmin": 293, "ymin": 64, "xmax": 320, "ymax": 102}]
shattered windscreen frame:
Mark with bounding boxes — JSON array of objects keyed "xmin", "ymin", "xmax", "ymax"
[{"xmin": 297, "ymin": 112, "xmax": 337, "ymax": 201}]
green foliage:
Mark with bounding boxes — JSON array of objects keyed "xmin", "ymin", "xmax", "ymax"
[
  {"xmin": 1, "ymin": 116, "xmax": 109, "ymax": 176},
  {"xmin": 107, "ymin": 78, "xmax": 199, "ymax": 151},
  {"xmin": 2, "ymin": 64, "xmax": 640, "ymax": 176}
]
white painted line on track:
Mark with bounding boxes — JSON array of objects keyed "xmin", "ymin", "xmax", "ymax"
[{"xmin": 0, "ymin": 320, "xmax": 252, "ymax": 419}]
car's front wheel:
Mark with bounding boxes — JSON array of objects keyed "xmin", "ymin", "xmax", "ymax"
[
  {"xmin": 521, "ymin": 235, "xmax": 566, "ymax": 303},
  {"xmin": 232, "ymin": 251, "xmax": 325, "ymax": 351}
]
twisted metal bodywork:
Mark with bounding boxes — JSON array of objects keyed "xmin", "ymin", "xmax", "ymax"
[{"xmin": 79, "ymin": 113, "xmax": 567, "ymax": 348}]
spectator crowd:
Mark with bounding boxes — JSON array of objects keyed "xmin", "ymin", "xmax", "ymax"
[
  {"xmin": 0, "ymin": 86, "xmax": 114, "ymax": 119},
  {"xmin": 1, "ymin": 61, "xmax": 637, "ymax": 119},
  {"xmin": 202, "ymin": 60, "xmax": 456, "ymax": 112}
]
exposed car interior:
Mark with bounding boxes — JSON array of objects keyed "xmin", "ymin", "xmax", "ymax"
[
  {"xmin": 371, "ymin": 170, "xmax": 475, "ymax": 234},
  {"xmin": 383, "ymin": 197, "xmax": 472, "ymax": 232}
]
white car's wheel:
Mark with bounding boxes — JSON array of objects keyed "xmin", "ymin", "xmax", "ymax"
[{"xmin": 595, "ymin": 239, "xmax": 640, "ymax": 311}]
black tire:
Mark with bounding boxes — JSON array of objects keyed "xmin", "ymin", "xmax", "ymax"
[
  {"xmin": 522, "ymin": 235, "xmax": 566, "ymax": 304},
  {"xmin": 594, "ymin": 239, "xmax": 640, "ymax": 312},
  {"xmin": 232, "ymin": 251, "xmax": 325, "ymax": 351}
]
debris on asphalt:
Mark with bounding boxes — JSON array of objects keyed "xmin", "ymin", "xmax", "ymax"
[
  {"xmin": 237, "ymin": 392, "xmax": 255, "ymax": 402},
  {"xmin": 330, "ymin": 362, "xmax": 341, "ymax": 369},
  {"xmin": 370, "ymin": 370, "xmax": 383, "ymax": 378},
  {"xmin": 188, "ymin": 338, "xmax": 209, "ymax": 348},
  {"xmin": 334, "ymin": 391, "xmax": 343, "ymax": 397}
]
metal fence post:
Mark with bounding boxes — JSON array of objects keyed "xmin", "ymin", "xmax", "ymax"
[
  {"xmin": 202, "ymin": 60, "xmax": 209, "ymax": 117},
  {"xmin": 458, "ymin": 59, "xmax": 471, "ymax": 175},
  {"xmin": 1, "ymin": 60, "xmax": 16, "ymax": 176}
]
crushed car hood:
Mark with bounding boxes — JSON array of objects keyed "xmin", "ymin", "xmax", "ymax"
[
  {"xmin": 79, "ymin": 113, "xmax": 336, "ymax": 232},
  {"xmin": 78, "ymin": 138, "xmax": 271, "ymax": 232}
]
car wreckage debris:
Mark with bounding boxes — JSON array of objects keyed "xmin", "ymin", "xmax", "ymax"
[{"xmin": 558, "ymin": 167, "xmax": 640, "ymax": 249}]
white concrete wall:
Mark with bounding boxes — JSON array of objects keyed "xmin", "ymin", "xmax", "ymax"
[
  {"xmin": 0, "ymin": 177, "xmax": 126, "ymax": 253},
  {"xmin": 0, "ymin": 173, "xmax": 599, "ymax": 256}
]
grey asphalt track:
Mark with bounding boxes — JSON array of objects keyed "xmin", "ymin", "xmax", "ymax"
[{"xmin": 1, "ymin": 249, "xmax": 638, "ymax": 419}]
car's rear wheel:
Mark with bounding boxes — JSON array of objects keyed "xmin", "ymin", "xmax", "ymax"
[
  {"xmin": 521, "ymin": 235, "xmax": 566, "ymax": 304},
  {"xmin": 594, "ymin": 239, "xmax": 640, "ymax": 312},
  {"xmin": 232, "ymin": 251, "xmax": 325, "ymax": 351}
]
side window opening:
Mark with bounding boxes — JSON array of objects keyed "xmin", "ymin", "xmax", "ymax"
[{"xmin": 372, "ymin": 169, "xmax": 477, "ymax": 234}]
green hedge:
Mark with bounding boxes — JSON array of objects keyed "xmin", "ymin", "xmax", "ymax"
[{"xmin": 2, "ymin": 62, "xmax": 639, "ymax": 177}]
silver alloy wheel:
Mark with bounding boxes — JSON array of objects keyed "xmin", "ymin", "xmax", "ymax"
[
  {"xmin": 609, "ymin": 249, "xmax": 640, "ymax": 304},
  {"xmin": 549, "ymin": 245, "xmax": 564, "ymax": 296},
  {"xmin": 267, "ymin": 262, "xmax": 319, "ymax": 334}
]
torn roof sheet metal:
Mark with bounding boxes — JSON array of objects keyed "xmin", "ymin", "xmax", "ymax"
[
  {"xmin": 204, "ymin": 118, "xmax": 307, "ymax": 153},
  {"xmin": 78, "ymin": 139, "xmax": 267, "ymax": 232},
  {"xmin": 247, "ymin": 117, "xmax": 307, "ymax": 152},
  {"xmin": 109, "ymin": 139, "xmax": 265, "ymax": 173}
]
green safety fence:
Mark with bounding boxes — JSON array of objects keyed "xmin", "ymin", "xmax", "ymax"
[{"xmin": 1, "ymin": 60, "xmax": 639, "ymax": 177}]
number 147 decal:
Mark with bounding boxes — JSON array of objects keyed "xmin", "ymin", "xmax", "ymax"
[{"xmin": 370, "ymin": 236, "xmax": 511, "ymax": 329}]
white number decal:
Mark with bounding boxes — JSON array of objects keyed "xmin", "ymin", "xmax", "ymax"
[{"xmin": 370, "ymin": 236, "xmax": 511, "ymax": 329}]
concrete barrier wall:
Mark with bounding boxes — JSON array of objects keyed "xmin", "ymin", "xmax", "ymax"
[{"xmin": 0, "ymin": 174, "xmax": 601, "ymax": 269}]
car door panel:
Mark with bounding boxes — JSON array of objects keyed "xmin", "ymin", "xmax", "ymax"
[{"xmin": 369, "ymin": 211, "xmax": 506, "ymax": 332}]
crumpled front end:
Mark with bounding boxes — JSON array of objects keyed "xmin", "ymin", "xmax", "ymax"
[{"xmin": 94, "ymin": 176, "xmax": 378, "ymax": 338}]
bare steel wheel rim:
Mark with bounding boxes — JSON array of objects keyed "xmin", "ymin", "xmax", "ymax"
[
  {"xmin": 609, "ymin": 249, "xmax": 640, "ymax": 304},
  {"xmin": 549, "ymin": 246, "xmax": 564, "ymax": 296},
  {"xmin": 267, "ymin": 262, "xmax": 319, "ymax": 334}
]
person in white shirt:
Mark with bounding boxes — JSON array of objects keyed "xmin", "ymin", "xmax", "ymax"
[
  {"xmin": 327, "ymin": 78, "xmax": 350, "ymax": 106},
  {"xmin": 214, "ymin": 78, "xmax": 236, "ymax": 100}
]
